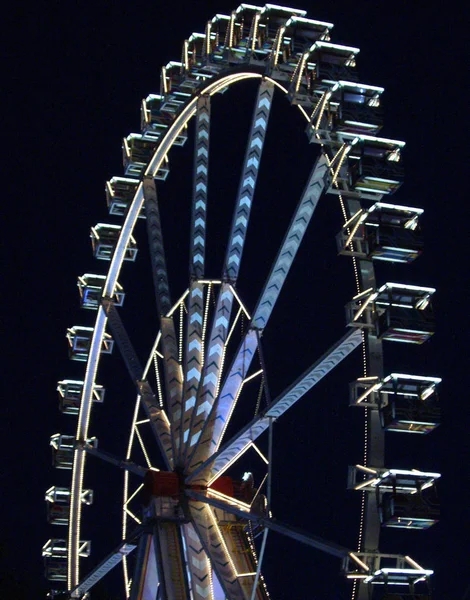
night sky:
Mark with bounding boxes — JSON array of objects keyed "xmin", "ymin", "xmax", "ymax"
[{"xmin": 3, "ymin": 1, "xmax": 469, "ymax": 599}]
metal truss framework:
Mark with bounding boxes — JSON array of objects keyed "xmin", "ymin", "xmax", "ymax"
[{"xmin": 46, "ymin": 5, "xmax": 439, "ymax": 600}]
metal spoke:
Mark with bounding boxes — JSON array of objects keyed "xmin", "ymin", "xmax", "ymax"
[
  {"xmin": 187, "ymin": 328, "xmax": 362, "ymax": 485},
  {"xmin": 70, "ymin": 528, "xmax": 143, "ymax": 598},
  {"xmin": 143, "ymin": 178, "xmax": 172, "ymax": 316},
  {"xmin": 143, "ymin": 178, "xmax": 183, "ymax": 457},
  {"xmin": 186, "ymin": 490, "xmax": 351, "ymax": 560},
  {"xmin": 81, "ymin": 443, "xmax": 147, "ymax": 477}
]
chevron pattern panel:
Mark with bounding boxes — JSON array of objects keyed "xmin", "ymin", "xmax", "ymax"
[
  {"xmin": 223, "ymin": 81, "xmax": 274, "ymax": 282},
  {"xmin": 190, "ymin": 96, "xmax": 210, "ymax": 279}
]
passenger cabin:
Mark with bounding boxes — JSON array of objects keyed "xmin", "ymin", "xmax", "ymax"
[
  {"xmin": 346, "ymin": 283, "xmax": 435, "ymax": 344},
  {"xmin": 49, "ymin": 434, "xmax": 74, "ymax": 469},
  {"xmin": 349, "ymin": 374, "xmax": 441, "ymax": 434},
  {"xmin": 380, "ymin": 489, "xmax": 440, "ymax": 530},
  {"xmin": 274, "ymin": 16, "xmax": 333, "ymax": 82},
  {"xmin": 248, "ymin": 4, "xmax": 308, "ymax": 63},
  {"xmin": 50, "ymin": 434, "xmax": 97, "ymax": 469},
  {"xmin": 45, "ymin": 486, "xmax": 93, "ymax": 526},
  {"xmin": 57, "ymin": 379, "xmax": 105, "ymax": 415},
  {"xmin": 337, "ymin": 202, "xmax": 424, "ymax": 263},
  {"xmin": 66, "ymin": 326, "xmax": 114, "ymax": 362},
  {"xmin": 90, "ymin": 223, "xmax": 138, "ymax": 262},
  {"xmin": 307, "ymin": 80, "xmax": 384, "ymax": 144},
  {"xmin": 160, "ymin": 62, "xmax": 193, "ymax": 114},
  {"xmin": 207, "ymin": 13, "xmax": 231, "ymax": 63},
  {"xmin": 348, "ymin": 466, "xmax": 440, "ymax": 530},
  {"xmin": 343, "ymin": 552, "xmax": 433, "ymax": 590},
  {"xmin": 141, "ymin": 95, "xmax": 189, "ymax": 145},
  {"xmin": 43, "ymin": 539, "xmax": 91, "ymax": 582},
  {"xmin": 289, "ymin": 41, "xmax": 359, "ymax": 107},
  {"xmin": 328, "ymin": 135, "xmax": 405, "ymax": 199},
  {"xmin": 122, "ymin": 134, "xmax": 170, "ymax": 180},
  {"xmin": 105, "ymin": 177, "xmax": 142, "ymax": 218},
  {"xmin": 77, "ymin": 274, "xmax": 124, "ymax": 310}
]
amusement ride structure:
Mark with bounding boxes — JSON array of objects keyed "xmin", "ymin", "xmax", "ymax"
[{"xmin": 44, "ymin": 4, "xmax": 441, "ymax": 599}]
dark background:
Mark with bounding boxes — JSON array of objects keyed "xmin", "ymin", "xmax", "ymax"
[{"xmin": 2, "ymin": 1, "xmax": 468, "ymax": 599}]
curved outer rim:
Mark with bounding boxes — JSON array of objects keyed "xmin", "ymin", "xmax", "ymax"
[{"xmin": 67, "ymin": 66, "xmax": 381, "ymax": 596}]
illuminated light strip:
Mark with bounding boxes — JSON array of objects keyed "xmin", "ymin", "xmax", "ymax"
[
  {"xmin": 295, "ymin": 52, "xmax": 309, "ymax": 92},
  {"xmin": 349, "ymin": 553, "xmax": 370, "ymax": 572},
  {"xmin": 166, "ymin": 289, "xmax": 190, "ymax": 318},
  {"xmin": 353, "ymin": 292, "xmax": 378, "ymax": 322},
  {"xmin": 125, "ymin": 484, "xmax": 145, "ymax": 507},
  {"xmin": 207, "ymin": 489, "xmax": 251, "ymax": 512},
  {"xmin": 354, "ymin": 478, "xmax": 379, "ymax": 491},
  {"xmin": 123, "ymin": 471, "xmax": 129, "ymax": 543},
  {"xmin": 135, "ymin": 419, "xmax": 150, "ymax": 426},
  {"xmin": 123, "ymin": 554, "xmax": 130, "ymax": 599},
  {"xmin": 377, "ymin": 282, "xmax": 436, "ymax": 294},
  {"xmin": 355, "ymin": 464, "xmax": 377, "ymax": 474},
  {"xmin": 273, "ymin": 25, "xmax": 285, "ymax": 66},
  {"xmin": 343, "ymin": 208, "xmax": 364, "ymax": 230},
  {"xmin": 206, "ymin": 440, "xmax": 251, "ymax": 487},
  {"xmin": 135, "ymin": 426, "xmax": 152, "ymax": 468},
  {"xmin": 124, "ymin": 507, "xmax": 142, "ymax": 525},
  {"xmin": 344, "ymin": 214, "xmax": 365, "ymax": 248},
  {"xmin": 207, "ymin": 507, "xmax": 239, "ymax": 576},
  {"xmin": 229, "ymin": 285, "xmax": 251, "ymax": 319},
  {"xmin": 214, "ymin": 344, "xmax": 228, "ymax": 405},
  {"xmin": 243, "ymin": 369, "xmax": 263, "ymax": 385},
  {"xmin": 251, "ymin": 472, "xmax": 268, "ymax": 506},
  {"xmin": 251, "ymin": 12, "xmax": 261, "ymax": 51},
  {"xmin": 389, "ymin": 373, "xmax": 441, "ymax": 383},
  {"xmin": 357, "ymin": 376, "xmax": 379, "ymax": 382},
  {"xmin": 314, "ymin": 90, "xmax": 333, "ymax": 130},
  {"xmin": 183, "ymin": 40, "xmax": 189, "ymax": 70},
  {"xmin": 251, "ymin": 442, "xmax": 268, "ymax": 464},
  {"xmin": 198, "ymin": 279, "xmax": 222, "ymax": 284},
  {"xmin": 200, "ymin": 282, "xmax": 212, "ymax": 369},
  {"xmin": 179, "ymin": 302, "xmax": 184, "ymax": 364},
  {"xmin": 226, "ymin": 306, "xmax": 242, "ymax": 348},
  {"xmin": 143, "ymin": 331, "xmax": 162, "ymax": 379},
  {"xmin": 355, "ymin": 383, "xmax": 382, "ymax": 404},
  {"xmin": 154, "ymin": 355, "xmax": 164, "ymax": 408}
]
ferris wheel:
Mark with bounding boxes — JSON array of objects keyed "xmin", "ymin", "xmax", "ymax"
[{"xmin": 44, "ymin": 4, "xmax": 442, "ymax": 600}]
